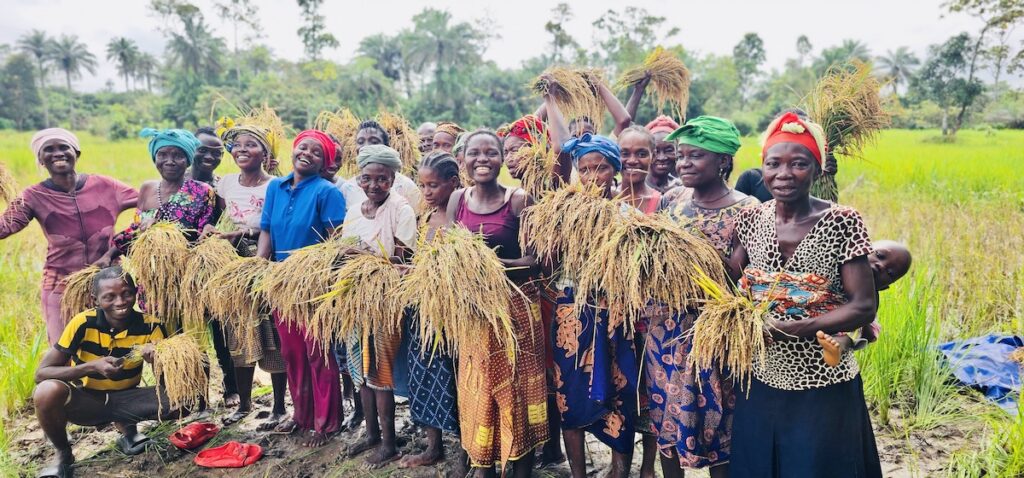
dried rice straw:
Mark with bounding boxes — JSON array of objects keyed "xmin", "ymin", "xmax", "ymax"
[
  {"xmin": 532, "ymin": 66, "xmax": 604, "ymax": 133},
  {"xmin": 203, "ymin": 256, "xmax": 273, "ymax": 356},
  {"xmin": 520, "ymin": 182, "xmax": 623, "ymax": 280},
  {"xmin": 0, "ymin": 161, "xmax": 17, "ymax": 203},
  {"xmin": 616, "ymin": 46, "xmax": 691, "ymax": 121},
  {"xmin": 511, "ymin": 141, "xmax": 559, "ymax": 198},
  {"xmin": 262, "ymin": 236, "xmax": 359, "ymax": 328},
  {"xmin": 315, "ymin": 108, "xmax": 361, "ymax": 177},
  {"xmin": 122, "ymin": 222, "xmax": 190, "ymax": 333},
  {"xmin": 181, "ymin": 237, "xmax": 239, "ymax": 335},
  {"xmin": 397, "ymin": 226, "xmax": 520, "ymax": 360},
  {"xmin": 687, "ymin": 265, "xmax": 771, "ymax": 390},
  {"xmin": 154, "ymin": 333, "xmax": 209, "ymax": 413},
  {"xmin": 574, "ymin": 210, "xmax": 730, "ymax": 334},
  {"xmin": 309, "ymin": 252, "xmax": 403, "ymax": 353},
  {"xmin": 375, "ymin": 111, "xmax": 422, "ymax": 177},
  {"xmin": 59, "ymin": 265, "xmax": 102, "ymax": 322}
]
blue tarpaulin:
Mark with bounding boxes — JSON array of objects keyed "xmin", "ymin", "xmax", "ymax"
[{"xmin": 938, "ymin": 335, "xmax": 1023, "ymax": 414}]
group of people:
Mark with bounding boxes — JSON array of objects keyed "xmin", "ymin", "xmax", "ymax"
[{"xmin": 3, "ymin": 72, "xmax": 914, "ymax": 478}]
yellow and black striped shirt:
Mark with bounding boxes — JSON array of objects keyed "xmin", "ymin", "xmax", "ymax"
[{"xmin": 55, "ymin": 309, "xmax": 165, "ymax": 391}]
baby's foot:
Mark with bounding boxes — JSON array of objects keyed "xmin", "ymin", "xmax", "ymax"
[{"xmin": 816, "ymin": 331, "xmax": 841, "ymax": 367}]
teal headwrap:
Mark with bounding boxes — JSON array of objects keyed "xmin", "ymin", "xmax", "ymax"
[
  {"xmin": 357, "ymin": 144, "xmax": 403, "ymax": 171},
  {"xmin": 140, "ymin": 128, "xmax": 201, "ymax": 165},
  {"xmin": 665, "ymin": 116, "xmax": 742, "ymax": 156}
]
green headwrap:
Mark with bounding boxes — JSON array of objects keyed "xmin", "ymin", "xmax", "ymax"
[
  {"xmin": 357, "ymin": 144, "xmax": 403, "ymax": 171},
  {"xmin": 452, "ymin": 132, "xmax": 468, "ymax": 155},
  {"xmin": 665, "ymin": 116, "xmax": 742, "ymax": 156}
]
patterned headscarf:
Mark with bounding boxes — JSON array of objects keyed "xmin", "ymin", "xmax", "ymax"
[
  {"xmin": 293, "ymin": 130, "xmax": 338, "ymax": 168},
  {"xmin": 561, "ymin": 133, "xmax": 622, "ymax": 172},
  {"xmin": 645, "ymin": 115, "xmax": 680, "ymax": 135},
  {"xmin": 499, "ymin": 115, "xmax": 549, "ymax": 146},
  {"xmin": 140, "ymin": 128, "xmax": 201, "ymax": 165},
  {"xmin": 435, "ymin": 121, "xmax": 465, "ymax": 139},
  {"xmin": 30, "ymin": 128, "xmax": 80, "ymax": 162},
  {"xmin": 221, "ymin": 125, "xmax": 275, "ymax": 159},
  {"xmin": 761, "ymin": 112, "xmax": 827, "ymax": 165},
  {"xmin": 666, "ymin": 116, "xmax": 742, "ymax": 156}
]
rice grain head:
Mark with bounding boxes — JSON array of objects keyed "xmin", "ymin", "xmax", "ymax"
[
  {"xmin": 616, "ymin": 46, "xmax": 692, "ymax": 121},
  {"xmin": 804, "ymin": 60, "xmax": 890, "ymax": 159},
  {"xmin": 396, "ymin": 226, "xmax": 520, "ymax": 361},
  {"xmin": 261, "ymin": 235, "xmax": 360, "ymax": 329},
  {"xmin": 315, "ymin": 108, "xmax": 362, "ymax": 177},
  {"xmin": 122, "ymin": 222, "xmax": 190, "ymax": 333},
  {"xmin": 511, "ymin": 138, "xmax": 560, "ymax": 198},
  {"xmin": 687, "ymin": 265, "xmax": 771, "ymax": 391},
  {"xmin": 203, "ymin": 256, "xmax": 273, "ymax": 357},
  {"xmin": 532, "ymin": 66, "xmax": 605, "ymax": 133},
  {"xmin": 0, "ymin": 161, "xmax": 17, "ymax": 204},
  {"xmin": 575, "ymin": 211, "xmax": 729, "ymax": 334},
  {"xmin": 310, "ymin": 252, "xmax": 404, "ymax": 354},
  {"xmin": 181, "ymin": 237, "xmax": 239, "ymax": 335},
  {"xmin": 154, "ymin": 333, "xmax": 209, "ymax": 414},
  {"xmin": 376, "ymin": 111, "xmax": 422, "ymax": 177},
  {"xmin": 59, "ymin": 265, "xmax": 102, "ymax": 323}
]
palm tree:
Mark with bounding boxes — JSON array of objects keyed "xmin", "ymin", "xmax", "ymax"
[
  {"xmin": 134, "ymin": 52, "xmax": 159, "ymax": 92},
  {"xmin": 106, "ymin": 37, "xmax": 139, "ymax": 91},
  {"xmin": 875, "ymin": 47, "xmax": 920, "ymax": 97},
  {"xmin": 814, "ymin": 39, "xmax": 872, "ymax": 76},
  {"xmin": 17, "ymin": 29, "xmax": 53, "ymax": 124},
  {"xmin": 358, "ymin": 34, "xmax": 404, "ymax": 82},
  {"xmin": 402, "ymin": 9, "xmax": 484, "ymax": 120},
  {"xmin": 48, "ymin": 34, "xmax": 97, "ymax": 93},
  {"xmin": 166, "ymin": 14, "xmax": 224, "ymax": 81}
]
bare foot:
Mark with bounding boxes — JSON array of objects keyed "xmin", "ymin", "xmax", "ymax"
[
  {"xmin": 398, "ymin": 448, "xmax": 444, "ymax": 468},
  {"xmin": 817, "ymin": 331, "xmax": 841, "ymax": 367},
  {"xmin": 347, "ymin": 434, "xmax": 381, "ymax": 457},
  {"xmin": 222, "ymin": 393, "xmax": 240, "ymax": 408},
  {"xmin": 364, "ymin": 445, "xmax": 400, "ymax": 469},
  {"xmin": 222, "ymin": 408, "xmax": 250, "ymax": 426},
  {"xmin": 257, "ymin": 412, "xmax": 287, "ymax": 431},
  {"xmin": 538, "ymin": 448, "xmax": 566, "ymax": 468},
  {"xmin": 303, "ymin": 431, "xmax": 332, "ymax": 448},
  {"xmin": 269, "ymin": 418, "xmax": 297, "ymax": 434}
]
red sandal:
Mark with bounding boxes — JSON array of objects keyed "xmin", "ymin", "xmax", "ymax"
[
  {"xmin": 169, "ymin": 422, "xmax": 220, "ymax": 450},
  {"xmin": 194, "ymin": 441, "xmax": 263, "ymax": 468}
]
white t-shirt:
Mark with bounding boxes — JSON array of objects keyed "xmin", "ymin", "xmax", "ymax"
[
  {"xmin": 341, "ymin": 193, "xmax": 418, "ymax": 257},
  {"xmin": 216, "ymin": 173, "xmax": 271, "ymax": 230}
]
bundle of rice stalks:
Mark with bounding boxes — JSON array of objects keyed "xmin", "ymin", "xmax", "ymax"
[
  {"xmin": 511, "ymin": 141, "xmax": 559, "ymax": 197},
  {"xmin": 0, "ymin": 161, "xmax": 17, "ymax": 203},
  {"xmin": 315, "ymin": 108, "xmax": 361, "ymax": 176},
  {"xmin": 397, "ymin": 226, "xmax": 519, "ymax": 359},
  {"xmin": 687, "ymin": 266, "xmax": 771, "ymax": 389},
  {"xmin": 532, "ymin": 66, "xmax": 604, "ymax": 133},
  {"xmin": 574, "ymin": 211, "xmax": 730, "ymax": 334},
  {"xmin": 181, "ymin": 237, "xmax": 239, "ymax": 335},
  {"xmin": 216, "ymin": 104, "xmax": 288, "ymax": 176},
  {"xmin": 520, "ymin": 182, "xmax": 622, "ymax": 280},
  {"xmin": 203, "ymin": 256, "xmax": 272, "ymax": 356},
  {"xmin": 376, "ymin": 111, "xmax": 421, "ymax": 176},
  {"xmin": 123, "ymin": 222, "xmax": 190, "ymax": 333},
  {"xmin": 262, "ymin": 236, "xmax": 359, "ymax": 327},
  {"xmin": 804, "ymin": 60, "xmax": 890, "ymax": 201},
  {"xmin": 309, "ymin": 252, "xmax": 403, "ymax": 352},
  {"xmin": 616, "ymin": 47, "xmax": 691, "ymax": 121},
  {"xmin": 154, "ymin": 334, "xmax": 209, "ymax": 413},
  {"xmin": 60, "ymin": 266, "xmax": 102, "ymax": 322}
]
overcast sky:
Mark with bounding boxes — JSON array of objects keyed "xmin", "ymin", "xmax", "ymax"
[{"xmin": 0, "ymin": 0, "xmax": 1006, "ymax": 92}]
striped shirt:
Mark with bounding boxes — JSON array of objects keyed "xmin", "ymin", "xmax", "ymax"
[{"xmin": 55, "ymin": 309, "xmax": 165, "ymax": 391}]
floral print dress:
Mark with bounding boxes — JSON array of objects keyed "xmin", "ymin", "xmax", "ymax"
[{"xmin": 112, "ymin": 179, "xmax": 216, "ymax": 253}]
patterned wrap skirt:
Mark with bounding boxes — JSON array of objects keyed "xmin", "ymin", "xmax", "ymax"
[{"xmin": 407, "ymin": 314, "xmax": 459, "ymax": 433}]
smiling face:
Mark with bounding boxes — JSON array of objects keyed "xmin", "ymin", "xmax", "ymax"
[
  {"xmin": 292, "ymin": 138, "xmax": 326, "ymax": 178},
  {"xmin": 432, "ymin": 131, "xmax": 457, "ymax": 153},
  {"xmin": 502, "ymin": 136, "xmax": 528, "ymax": 179},
  {"xmin": 230, "ymin": 133, "xmax": 267, "ymax": 173},
  {"xmin": 94, "ymin": 277, "xmax": 138, "ymax": 323},
  {"xmin": 417, "ymin": 125, "xmax": 436, "ymax": 153},
  {"xmin": 676, "ymin": 144, "xmax": 729, "ymax": 189},
  {"xmin": 464, "ymin": 134, "xmax": 503, "ymax": 184},
  {"xmin": 39, "ymin": 140, "xmax": 79, "ymax": 176},
  {"xmin": 577, "ymin": 152, "xmax": 616, "ymax": 194},
  {"xmin": 356, "ymin": 127, "xmax": 386, "ymax": 151},
  {"xmin": 869, "ymin": 241, "xmax": 912, "ymax": 290},
  {"xmin": 618, "ymin": 131, "xmax": 652, "ymax": 187},
  {"xmin": 762, "ymin": 142, "xmax": 819, "ymax": 203},
  {"xmin": 417, "ymin": 166, "xmax": 458, "ymax": 209},
  {"xmin": 194, "ymin": 133, "xmax": 224, "ymax": 175},
  {"xmin": 358, "ymin": 163, "xmax": 395, "ymax": 204},
  {"xmin": 154, "ymin": 146, "xmax": 189, "ymax": 182},
  {"xmin": 651, "ymin": 132, "xmax": 676, "ymax": 179}
]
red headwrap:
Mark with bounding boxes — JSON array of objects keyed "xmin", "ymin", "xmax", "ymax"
[
  {"xmin": 645, "ymin": 115, "xmax": 680, "ymax": 135},
  {"xmin": 293, "ymin": 130, "xmax": 338, "ymax": 168},
  {"xmin": 499, "ymin": 115, "xmax": 549, "ymax": 145},
  {"xmin": 761, "ymin": 112, "xmax": 825, "ymax": 166}
]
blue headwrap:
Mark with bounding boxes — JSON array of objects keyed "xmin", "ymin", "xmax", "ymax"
[
  {"xmin": 140, "ymin": 128, "xmax": 201, "ymax": 165},
  {"xmin": 560, "ymin": 133, "xmax": 622, "ymax": 172}
]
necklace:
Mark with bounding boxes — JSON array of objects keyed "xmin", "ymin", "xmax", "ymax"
[
  {"xmin": 156, "ymin": 182, "xmax": 163, "ymax": 206},
  {"xmin": 692, "ymin": 187, "xmax": 732, "ymax": 208}
]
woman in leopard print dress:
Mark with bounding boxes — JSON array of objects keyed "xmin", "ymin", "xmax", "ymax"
[{"xmin": 725, "ymin": 112, "xmax": 882, "ymax": 478}]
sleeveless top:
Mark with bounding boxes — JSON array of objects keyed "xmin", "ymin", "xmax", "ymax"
[{"xmin": 454, "ymin": 187, "xmax": 523, "ymax": 261}]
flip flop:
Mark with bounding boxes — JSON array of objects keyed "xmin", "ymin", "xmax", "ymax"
[
  {"xmin": 170, "ymin": 422, "xmax": 220, "ymax": 450},
  {"xmin": 37, "ymin": 463, "xmax": 73, "ymax": 478},
  {"xmin": 117, "ymin": 432, "xmax": 151, "ymax": 456}
]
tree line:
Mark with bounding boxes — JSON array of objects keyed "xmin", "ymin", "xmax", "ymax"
[{"xmin": 0, "ymin": 0, "xmax": 1021, "ymax": 139}]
